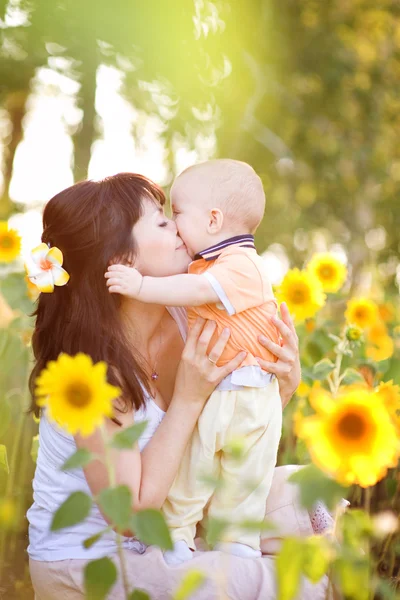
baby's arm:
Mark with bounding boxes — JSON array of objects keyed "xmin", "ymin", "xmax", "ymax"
[{"xmin": 105, "ymin": 264, "xmax": 219, "ymax": 306}]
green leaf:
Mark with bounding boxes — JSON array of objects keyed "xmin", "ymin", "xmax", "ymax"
[
  {"xmin": 302, "ymin": 537, "xmax": 331, "ymax": 583},
  {"xmin": 61, "ymin": 448, "xmax": 93, "ymax": 471},
  {"xmin": 340, "ymin": 368, "xmax": 365, "ymax": 385},
  {"xmin": 299, "ymin": 367, "xmax": 314, "ymax": 387},
  {"xmin": 223, "ymin": 438, "xmax": 246, "ymax": 460},
  {"xmin": 128, "ymin": 590, "xmax": 151, "ymax": 600},
  {"xmin": 0, "ymin": 444, "xmax": 9, "ymax": 474},
  {"xmin": 84, "ymin": 557, "xmax": 117, "ymax": 600},
  {"xmin": 98, "ymin": 485, "xmax": 132, "ymax": 531},
  {"xmin": 110, "ymin": 421, "xmax": 148, "ymax": 449},
  {"xmin": 205, "ymin": 516, "xmax": 230, "ymax": 547},
  {"xmin": 0, "ymin": 398, "xmax": 11, "ymax": 438},
  {"xmin": 198, "ymin": 474, "xmax": 223, "ymax": 492},
  {"xmin": 173, "ymin": 570, "xmax": 206, "ymax": 600},
  {"xmin": 289, "ymin": 464, "xmax": 347, "ymax": 511},
  {"xmin": 239, "ymin": 518, "xmax": 276, "ymax": 533},
  {"xmin": 312, "ymin": 359, "xmax": 335, "ymax": 381},
  {"xmin": 130, "ymin": 509, "xmax": 173, "ymax": 551},
  {"xmin": 341, "ymin": 510, "xmax": 372, "ymax": 548},
  {"xmin": 83, "ymin": 526, "xmax": 112, "ymax": 549},
  {"xmin": 51, "ymin": 491, "xmax": 92, "ymax": 531},
  {"xmin": 333, "ymin": 556, "xmax": 369, "ymax": 600},
  {"xmin": 276, "ymin": 537, "xmax": 304, "ymax": 600}
]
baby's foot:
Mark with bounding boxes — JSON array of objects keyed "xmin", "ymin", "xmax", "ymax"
[
  {"xmin": 216, "ymin": 542, "xmax": 261, "ymax": 559},
  {"xmin": 164, "ymin": 540, "xmax": 193, "ymax": 566}
]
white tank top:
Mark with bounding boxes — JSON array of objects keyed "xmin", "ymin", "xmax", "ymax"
[{"xmin": 27, "ymin": 307, "xmax": 187, "ymax": 561}]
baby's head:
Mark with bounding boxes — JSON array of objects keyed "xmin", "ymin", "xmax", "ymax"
[{"xmin": 170, "ymin": 159, "xmax": 265, "ymax": 257}]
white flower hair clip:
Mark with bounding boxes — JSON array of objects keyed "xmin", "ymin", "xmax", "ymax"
[{"xmin": 24, "ymin": 243, "xmax": 70, "ymax": 293}]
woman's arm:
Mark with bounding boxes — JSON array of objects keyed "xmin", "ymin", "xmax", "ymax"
[
  {"xmin": 75, "ymin": 319, "xmax": 246, "ymax": 517},
  {"xmin": 255, "ymin": 302, "xmax": 301, "ymax": 409}
]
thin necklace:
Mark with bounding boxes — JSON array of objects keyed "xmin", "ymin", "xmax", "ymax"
[{"xmin": 150, "ymin": 321, "xmax": 163, "ymax": 382}]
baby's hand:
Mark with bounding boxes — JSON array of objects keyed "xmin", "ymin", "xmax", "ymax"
[{"xmin": 105, "ymin": 264, "xmax": 143, "ymax": 298}]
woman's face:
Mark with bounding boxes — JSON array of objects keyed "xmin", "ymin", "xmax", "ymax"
[{"xmin": 133, "ymin": 198, "xmax": 191, "ymax": 276}]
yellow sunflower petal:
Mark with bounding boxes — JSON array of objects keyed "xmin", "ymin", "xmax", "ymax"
[
  {"xmin": 0, "ymin": 222, "xmax": 21, "ymax": 263},
  {"xmin": 345, "ymin": 297, "xmax": 379, "ymax": 329},
  {"xmin": 366, "ymin": 335, "xmax": 394, "ymax": 362},
  {"xmin": 276, "ymin": 268, "xmax": 326, "ymax": 321},
  {"xmin": 35, "ymin": 352, "xmax": 119, "ymax": 437},
  {"xmin": 307, "ymin": 253, "xmax": 347, "ymax": 293},
  {"xmin": 297, "ymin": 388, "xmax": 400, "ymax": 487}
]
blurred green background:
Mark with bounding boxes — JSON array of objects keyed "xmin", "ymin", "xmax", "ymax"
[{"xmin": 0, "ymin": 1, "xmax": 399, "ymax": 598}]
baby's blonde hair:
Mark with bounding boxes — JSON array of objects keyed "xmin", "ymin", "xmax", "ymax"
[{"xmin": 175, "ymin": 159, "xmax": 265, "ymax": 233}]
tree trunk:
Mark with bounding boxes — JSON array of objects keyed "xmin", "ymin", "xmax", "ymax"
[
  {"xmin": 72, "ymin": 50, "xmax": 99, "ymax": 182},
  {"xmin": 0, "ymin": 90, "xmax": 29, "ymax": 219}
]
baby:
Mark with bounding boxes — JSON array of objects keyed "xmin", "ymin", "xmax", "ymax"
[{"xmin": 107, "ymin": 159, "xmax": 282, "ymax": 565}]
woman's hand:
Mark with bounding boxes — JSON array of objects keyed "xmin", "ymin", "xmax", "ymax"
[
  {"xmin": 173, "ymin": 318, "xmax": 246, "ymax": 410},
  {"xmin": 256, "ymin": 302, "xmax": 301, "ymax": 409}
]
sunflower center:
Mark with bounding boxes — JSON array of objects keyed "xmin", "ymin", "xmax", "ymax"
[
  {"xmin": 336, "ymin": 411, "xmax": 366, "ymax": 441},
  {"xmin": 290, "ymin": 285, "xmax": 309, "ymax": 304},
  {"xmin": 40, "ymin": 258, "xmax": 53, "ymax": 271},
  {"xmin": 355, "ymin": 308, "xmax": 367, "ymax": 320},
  {"xmin": 66, "ymin": 383, "xmax": 92, "ymax": 408},
  {"xmin": 318, "ymin": 265, "xmax": 334, "ymax": 280},
  {"xmin": 0, "ymin": 235, "xmax": 14, "ymax": 249}
]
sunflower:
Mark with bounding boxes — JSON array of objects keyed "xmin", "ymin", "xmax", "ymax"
[
  {"xmin": 365, "ymin": 322, "xmax": 394, "ymax": 362},
  {"xmin": 375, "ymin": 381, "xmax": 400, "ymax": 432},
  {"xmin": 35, "ymin": 353, "xmax": 120, "ymax": 436},
  {"xmin": 296, "ymin": 388, "xmax": 399, "ymax": 487},
  {"xmin": 296, "ymin": 380, "xmax": 311, "ymax": 398},
  {"xmin": 308, "ymin": 381, "xmax": 334, "ymax": 414},
  {"xmin": 276, "ymin": 268, "xmax": 326, "ymax": 321},
  {"xmin": 307, "ymin": 253, "xmax": 347, "ymax": 293},
  {"xmin": 0, "ymin": 221, "xmax": 21, "ymax": 263},
  {"xmin": 367, "ymin": 319, "xmax": 389, "ymax": 341},
  {"xmin": 378, "ymin": 302, "xmax": 396, "ymax": 324},
  {"xmin": 345, "ymin": 298, "xmax": 379, "ymax": 329}
]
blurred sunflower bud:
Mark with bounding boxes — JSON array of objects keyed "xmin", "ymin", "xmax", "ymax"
[{"xmin": 345, "ymin": 324, "xmax": 364, "ymax": 344}]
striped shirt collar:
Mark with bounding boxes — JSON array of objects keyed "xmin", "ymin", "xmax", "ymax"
[{"xmin": 193, "ymin": 234, "xmax": 256, "ymax": 262}]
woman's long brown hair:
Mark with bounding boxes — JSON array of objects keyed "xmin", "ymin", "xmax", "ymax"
[{"xmin": 29, "ymin": 172, "xmax": 166, "ymax": 418}]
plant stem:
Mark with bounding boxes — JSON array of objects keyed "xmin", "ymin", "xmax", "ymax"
[
  {"xmin": 100, "ymin": 425, "xmax": 130, "ymax": 599},
  {"xmin": 364, "ymin": 487, "xmax": 371, "ymax": 515},
  {"xmin": 363, "ymin": 487, "xmax": 372, "ymax": 596},
  {"xmin": 331, "ymin": 339, "xmax": 347, "ymax": 397},
  {"xmin": 0, "ymin": 366, "xmax": 31, "ymax": 583}
]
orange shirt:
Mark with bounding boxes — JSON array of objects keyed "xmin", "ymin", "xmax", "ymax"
[{"xmin": 187, "ymin": 237, "xmax": 279, "ymax": 368}]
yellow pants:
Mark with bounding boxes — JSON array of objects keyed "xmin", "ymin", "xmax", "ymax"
[{"xmin": 162, "ymin": 377, "xmax": 282, "ymax": 551}]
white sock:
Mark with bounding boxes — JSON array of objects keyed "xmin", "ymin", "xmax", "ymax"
[
  {"xmin": 215, "ymin": 542, "xmax": 261, "ymax": 559},
  {"xmin": 164, "ymin": 540, "xmax": 193, "ymax": 566}
]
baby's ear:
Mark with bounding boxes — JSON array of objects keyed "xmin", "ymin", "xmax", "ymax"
[{"xmin": 208, "ymin": 208, "xmax": 224, "ymax": 234}]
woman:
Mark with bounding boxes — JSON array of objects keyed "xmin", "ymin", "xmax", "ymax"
[{"xmin": 27, "ymin": 173, "xmax": 333, "ymax": 599}]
